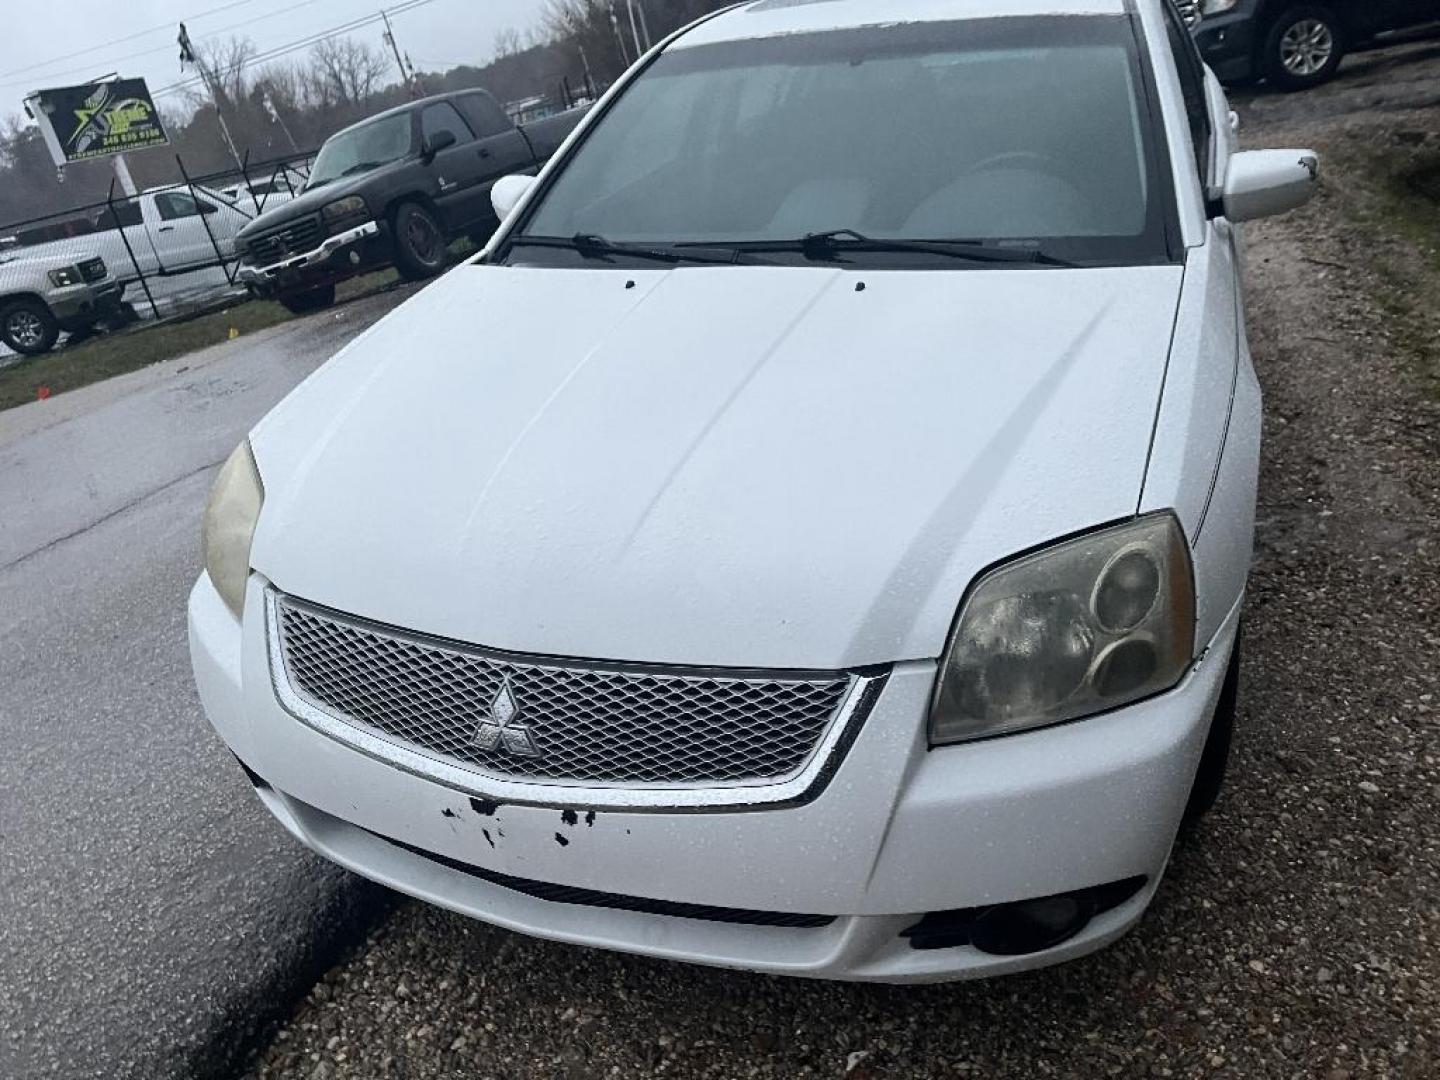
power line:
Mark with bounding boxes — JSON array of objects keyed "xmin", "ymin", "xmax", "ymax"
[
  {"xmin": 149, "ymin": 0, "xmax": 443, "ymax": 102},
  {"xmin": 1, "ymin": 0, "xmax": 333, "ymax": 92},
  {"xmin": 2, "ymin": 0, "xmax": 266, "ymax": 85}
]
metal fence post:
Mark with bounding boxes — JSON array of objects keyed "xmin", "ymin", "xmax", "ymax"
[
  {"xmin": 177, "ymin": 153, "xmax": 235, "ymax": 286},
  {"xmin": 107, "ymin": 178, "xmax": 159, "ymax": 321},
  {"xmin": 238, "ymin": 148, "xmax": 262, "ymax": 215}
]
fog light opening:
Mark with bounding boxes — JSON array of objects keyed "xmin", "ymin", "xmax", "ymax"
[
  {"xmin": 970, "ymin": 894, "xmax": 1093, "ymax": 956},
  {"xmin": 900, "ymin": 876, "xmax": 1148, "ymax": 954}
]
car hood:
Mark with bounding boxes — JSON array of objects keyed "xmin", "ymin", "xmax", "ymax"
[
  {"xmin": 236, "ymin": 172, "xmax": 375, "ymax": 238},
  {"xmin": 250, "ymin": 262, "xmax": 1184, "ymax": 670},
  {"xmin": 0, "ymin": 249, "xmax": 101, "ymax": 272}
]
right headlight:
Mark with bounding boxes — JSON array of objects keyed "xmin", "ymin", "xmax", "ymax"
[
  {"xmin": 202, "ymin": 440, "xmax": 265, "ymax": 619},
  {"xmin": 930, "ymin": 513, "xmax": 1195, "ymax": 745},
  {"xmin": 48, "ymin": 266, "xmax": 82, "ymax": 287},
  {"xmin": 321, "ymin": 195, "xmax": 368, "ymax": 229},
  {"xmin": 1201, "ymin": 0, "xmax": 1240, "ymax": 14}
]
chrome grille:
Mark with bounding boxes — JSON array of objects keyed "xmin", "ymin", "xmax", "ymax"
[
  {"xmin": 245, "ymin": 215, "xmax": 321, "ymax": 262},
  {"xmin": 273, "ymin": 595, "xmax": 856, "ymax": 788},
  {"xmin": 78, "ymin": 257, "xmax": 107, "ymax": 282}
]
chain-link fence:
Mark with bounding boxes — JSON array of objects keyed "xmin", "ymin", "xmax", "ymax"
[{"xmin": 0, "ymin": 150, "xmax": 313, "ymax": 358}]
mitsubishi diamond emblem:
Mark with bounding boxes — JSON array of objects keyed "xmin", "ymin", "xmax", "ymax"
[{"xmin": 471, "ymin": 678, "xmax": 539, "ymax": 757}]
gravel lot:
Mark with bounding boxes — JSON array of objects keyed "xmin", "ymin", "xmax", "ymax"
[{"xmin": 245, "ymin": 43, "xmax": 1440, "ymax": 1080}]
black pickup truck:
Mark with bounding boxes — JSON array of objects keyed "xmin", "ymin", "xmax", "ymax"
[{"xmin": 236, "ymin": 89, "xmax": 587, "ymax": 313}]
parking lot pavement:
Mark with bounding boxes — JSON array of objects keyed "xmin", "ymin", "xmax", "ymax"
[
  {"xmin": 244, "ymin": 45, "xmax": 1440, "ymax": 1080},
  {"xmin": 0, "ymin": 291, "xmax": 410, "ymax": 1080}
]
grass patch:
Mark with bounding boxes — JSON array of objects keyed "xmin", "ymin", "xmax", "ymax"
[
  {"xmin": 0, "ymin": 298, "xmax": 294, "ymax": 412},
  {"xmin": 0, "ymin": 236, "xmax": 478, "ymax": 413},
  {"xmin": 1330, "ymin": 134, "xmax": 1440, "ymax": 399}
]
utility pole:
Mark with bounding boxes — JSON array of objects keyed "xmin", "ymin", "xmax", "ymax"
[
  {"xmin": 625, "ymin": 0, "xmax": 643, "ymax": 59},
  {"xmin": 577, "ymin": 44, "xmax": 596, "ymax": 101},
  {"xmin": 633, "ymin": 0, "xmax": 653, "ymax": 51},
  {"xmin": 608, "ymin": 3, "xmax": 630, "ymax": 67},
  {"xmin": 178, "ymin": 22, "xmax": 246, "ymax": 175},
  {"xmin": 262, "ymin": 92, "xmax": 300, "ymax": 153},
  {"xmin": 381, "ymin": 9, "xmax": 420, "ymax": 98}
]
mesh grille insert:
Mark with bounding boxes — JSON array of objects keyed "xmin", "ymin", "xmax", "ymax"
[{"xmin": 275, "ymin": 596, "xmax": 855, "ymax": 787}]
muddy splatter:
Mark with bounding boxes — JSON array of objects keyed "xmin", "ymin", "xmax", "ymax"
[
  {"xmin": 482, "ymin": 828, "xmax": 495, "ymax": 849},
  {"xmin": 469, "ymin": 797, "xmax": 501, "ymax": 816},
  {"xmin": 560, "ymin": 809, "xmax": 578, "ymax": 827},
  {"xmin": 585, "ymin": 811, "xmax": 596, "ymax": 827},
  {"xmin": 554, "ymin": 833, "xmax": 570, "ymax": 847},
  {"xmin": 441, "ymin": 808, "xmax": 459, "ymax": 819}
]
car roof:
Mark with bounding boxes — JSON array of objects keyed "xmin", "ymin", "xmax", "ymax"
[
  {"xmin": 328, "ymin": 89, "xmax": 497, "ymax": 139},
  {"xmin": 674, "ymin": 0, "xmax": 1129, "ymax": 47}
]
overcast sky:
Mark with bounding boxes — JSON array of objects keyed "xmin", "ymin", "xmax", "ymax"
[{"xmin": 1, "ymin": 0, "xmax": 549, "ymax": 122}]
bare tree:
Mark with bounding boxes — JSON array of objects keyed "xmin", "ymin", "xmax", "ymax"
[
  {"xmin": 198, "ymin": 36, "xmax": 258, "ymax": 109},
  {"xmin": 308, "ymin": 37, "xmax": 391, "ymax": 106},
  {"xmin": 493, "ymin": 27, "xmax": 524, "ymax": 60}
]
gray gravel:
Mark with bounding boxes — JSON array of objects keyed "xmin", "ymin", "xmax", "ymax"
[{"xmin": 247, "ymin": 47, "xmax": 1440, "ymax": 1080}]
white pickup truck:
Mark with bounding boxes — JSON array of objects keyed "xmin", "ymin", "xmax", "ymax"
[
  {"xmin": 17, "ymin": 186, "xmax": 251, "ymax": 317},
  {"xmin": 0, "ymin": 249, "xmax": 125, "ymax": 355}
]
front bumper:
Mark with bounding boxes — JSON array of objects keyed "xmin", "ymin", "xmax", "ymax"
[
  {"xmin": 236, "ymin": 220, "xmax": 387, "ymax": 293},
  {"xmin": 190, "ymin": 571, "xmax": 1241, "ymax": 983},
  {"xmin": 50, "ymin": 280, "xmax": 125, "ymax": 327},
  {"xmin": 1194, "ymin": 12, "xmax": 1259, "ymax": 82}
]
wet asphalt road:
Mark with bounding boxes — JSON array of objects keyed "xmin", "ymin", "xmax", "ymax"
[{"xmin": 0, "ymin": 293, "xmax": 409, "ymax": 1079}]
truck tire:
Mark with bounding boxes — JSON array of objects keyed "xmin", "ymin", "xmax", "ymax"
[
  {"xmin": 0, "ymin": 296, "xmax": 60, "ymax": 356},
  {"xmin": 277, "ymin": 283, "xmax": 336, "ymax": 315},
  {"xmin": 391, "ymin": 201, "xmax": 448, "ymax": 281},
  {"xmin": 1263, "ymin": 5, "xmax": 1346, "ymax": 91}
]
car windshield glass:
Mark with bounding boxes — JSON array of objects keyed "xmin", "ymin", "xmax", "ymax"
[
  {"xmin": 514, "ymin": 16, "xmax": 1173, "ymax": 268},
  {"xmin": 308, "ymin": 114, "xmax": 413, "ymax": 188}
]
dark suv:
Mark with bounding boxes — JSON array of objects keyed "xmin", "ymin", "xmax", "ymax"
[{"xmin": 1189, "ymin": 0, "xmax": 1438, "ymax": 90}]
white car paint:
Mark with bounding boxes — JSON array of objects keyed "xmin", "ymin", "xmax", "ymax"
[
  {"xmin": 251, "ymin": 262, "xmax": 1183, "ymax": 670},
  {"xmin": 189, "ymin": 0, "xmax": 1316, "ymax": 981}
]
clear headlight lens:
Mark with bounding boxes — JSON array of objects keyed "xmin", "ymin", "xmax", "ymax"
[
  {"xmin": 930, "ymin": 514, "xmax": 1195, "ymax": 745},
  {"xmin": 321, "ymin": 195, "xmax": 368, "ymax": 228},
  {"xmin": 1201, "ymin": 0, "xmax": 1240, "ymax": 14},
  {"xmin": 48, "ymin": 266, "xmax": 82, "ymax": 287},
  {"xmin": 202, "ymin": 441, "xmax": 264, "ymax": 618}
]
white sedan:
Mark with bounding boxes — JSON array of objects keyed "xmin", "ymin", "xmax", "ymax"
[{"xmin": 190, "ymin": 0, "xmax": 1316, "ymax": 982}]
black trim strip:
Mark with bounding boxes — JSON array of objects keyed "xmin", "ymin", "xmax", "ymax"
[{"xmin": 366, "ymin": 827, "xmax": 837, "ymax": 928}]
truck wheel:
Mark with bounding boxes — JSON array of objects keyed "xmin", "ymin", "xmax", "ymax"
[
  {"xmin": 391, "ymin": 201, "xmax": 448, "ymax": 281},
  {"xmin": 277, "ymin": 284, "xmax": 336, "ymax": 315},
  {"xmin": 0, "ymin": 297, "xmax": 60, "ymax": 356},
  {"xmin": 1263, "ymin": 5, "xmax": 1346, "ymax": 91},
  {"xmin": 1182, "ymin": 637, "xmax": 1241, "ymax": 830}
]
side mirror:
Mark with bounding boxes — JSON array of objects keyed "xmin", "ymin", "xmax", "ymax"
[
  {"xmin": 491, "ymin": 174, "xmax": 537, "ymax": 220},
  {"xmin": 1219, "ymin": 149, "xmax": 1318, "ymax": 223},
  {"xmin": 422, "ymin": 130, "xmax": 457, "ymax": 162}
]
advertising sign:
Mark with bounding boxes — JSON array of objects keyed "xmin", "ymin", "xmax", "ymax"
[{"xmin": 25, "ymin": 78, "xmax": 169, "ymax": 164}]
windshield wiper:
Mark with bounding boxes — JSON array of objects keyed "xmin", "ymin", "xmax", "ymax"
[
  {"xmin": 339, "ymin": 160, "xmax": 389, "ymax": 178},
  {"xmin": 699, "ymin": 228, "xmax": 1079, "ymax": 267},
  {"xmin": 511, "ymin": 233, "xmax": 746, "ymax": 266}
]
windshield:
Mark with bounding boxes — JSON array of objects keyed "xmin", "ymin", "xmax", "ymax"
[
  {"xmin": 513, "ymin": 17, "xmax": 1174, "ymax": 268},
  {"xmin": 308, "ymin": 113, "xmax": 414, "ymax": 188}
]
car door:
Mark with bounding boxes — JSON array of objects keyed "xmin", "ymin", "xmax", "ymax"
[
  {"xmin": 149, "ymin": 190, "xmax": 228, "ymax": 271},
  {"xmin": 455, "ymin": 91, "xmax": 537, "ymax": 209},
  {"xmin": 1385, "ymin": 0, "xmax": 1440, "ymax": 31},
  {"xmin": 419, "ymin": 101, "xmax": 491, "ymax": 233}
]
